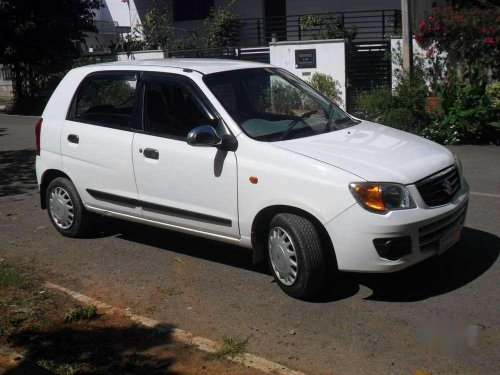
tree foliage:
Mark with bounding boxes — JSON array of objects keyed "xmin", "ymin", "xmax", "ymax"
[
  {"xmin": 120, "ymin": 0, "xmax": 240, "ymax": 53},
  {"xmin": 203, "ymin": 0, "xmax": 240, "ymax": 48},
  {"xmin": 0, "ymin": 0, "xmax": 103, "ymax": 113},
  {"xmin": 141, "ymin": 0, "xmax": 175, "ymax": 49},
  {"xmin": 141, "ymin": 1, "xmax": 173, "ymax": 49}
]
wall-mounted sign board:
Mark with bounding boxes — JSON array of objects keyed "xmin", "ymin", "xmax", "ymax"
[{"xmin": 295, "ymin": 49, "xmax": 316, "ymax": 69}]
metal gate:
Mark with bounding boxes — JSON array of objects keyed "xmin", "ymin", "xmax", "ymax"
[{"xmin": 345, "ymin": 40, "xmax": 392, "ymax": 113}]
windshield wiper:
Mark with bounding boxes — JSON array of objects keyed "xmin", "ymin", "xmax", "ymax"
[
  {"xmin": 279, "ymin": 110, "xmax": 317, "ymax": 141},
  {"xmin": 325, "ymin": 116, "xmax": 358, "ymax": 132},
  {"xmin": 334, "ymin": 117, "xmax": 353, "ymax": 124}
]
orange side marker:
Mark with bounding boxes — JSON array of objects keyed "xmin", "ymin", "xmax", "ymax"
[{"xmin": 249, "ymin": 176, "xmax": 258, "ymax": 184}]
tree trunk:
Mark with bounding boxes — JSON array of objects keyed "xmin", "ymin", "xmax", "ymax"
[
  {"xmin": 13, "ymin": 64, "xmax": 22, "ymax": 98},
  {"xmin": 13, "ymin": 63, "xmax": 24, "ymax": 109}
]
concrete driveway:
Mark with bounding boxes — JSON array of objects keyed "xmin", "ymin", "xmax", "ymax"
[{"xmin": 1, "ymin": 114, "xmax": 499, "ymax": 374}]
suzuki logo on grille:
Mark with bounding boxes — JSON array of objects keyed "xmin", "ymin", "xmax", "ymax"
[{"xmin": 442, "ymin": 178, "xmax": 454, "ymax": 195}]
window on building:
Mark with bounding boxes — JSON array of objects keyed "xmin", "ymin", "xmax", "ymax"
[{"xmin": 173, "ymin": 0, "xmax": 214, "ymax": 21}]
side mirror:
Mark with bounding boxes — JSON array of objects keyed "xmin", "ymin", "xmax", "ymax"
[{"xmin": 187, "ymin": 125, "xmax": 223, "ymax": 147}]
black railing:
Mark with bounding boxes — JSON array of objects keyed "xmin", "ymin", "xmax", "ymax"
[
  {"xmin": 228, "ymin": 9, "xmax": 401, "ymax": 47},
  {"xmin": 166, "ymin": 46, "xmax": 271, "ymax": 63},
  {"xmin": 166, "ymin": 46, "xmax": 239, "ymax": 59},
  {"xmin": 94, "ymin": 20, "xmax": 131, "ymax": 35}
]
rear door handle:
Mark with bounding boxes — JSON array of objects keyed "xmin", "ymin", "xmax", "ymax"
[
  {"xmin": 68, "ymin": 134, "xmax": 79, "ymax": 144},
  {"xmin": 143, "ymin": 148, "xmax": 159, "ymax": 160}
]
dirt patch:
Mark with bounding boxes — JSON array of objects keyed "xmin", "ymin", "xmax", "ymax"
[{"xmin": 0, "ymin": 263, "xmax": 263, "ymax": 374}]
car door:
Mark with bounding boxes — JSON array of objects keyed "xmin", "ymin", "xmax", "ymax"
[
  {"xmin": 132, "ymin": 73, "xmax": 239, "ymax": 238},
  {"xmin": 62, "ymin": 71, "xmax": 142, "ymax": 217}
]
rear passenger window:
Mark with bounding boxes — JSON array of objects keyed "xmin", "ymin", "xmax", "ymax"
[{"xmin": 72, "ymin": 73, "xmax": 137, "ymax": 128}]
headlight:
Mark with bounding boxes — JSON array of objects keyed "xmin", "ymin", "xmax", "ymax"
[{"xmin": 349, "ymin": 182, "xmax": 416, "ymax": 214}]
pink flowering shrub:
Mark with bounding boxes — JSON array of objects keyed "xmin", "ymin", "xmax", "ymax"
[{"xmin": 415, "ymin": 6, "xmax": 499, "ymax": 81}]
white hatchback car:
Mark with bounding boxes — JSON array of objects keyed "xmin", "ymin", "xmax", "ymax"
[{"xmin": 35, "ymin": 59, "xmax": 469, "ymax": 298}]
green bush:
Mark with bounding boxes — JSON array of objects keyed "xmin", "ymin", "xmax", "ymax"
[
  {"xmin": 485, "ymin": 82, "xmax": 500, "ymax": 143},
  {"xmin": 358, "ymin": 78, "xmax": 499, "ymax": 144},
  {"xmin": 486, "ymin": 82, "xmax": 500, "ymax": 111},
  {"xmin": 356, "ymin": 74, "xmax": 429, "ymax": 134},
  {"xmin": 357, "ymin": 4, "xmax": 499, "ymax": 145},
  {"xmin": 422, "ymin": 81, "xmax": 495, "ymax": 144},
  {"xmin": 308, "ymin": 72, "xmax": 343, "ymax": 106},
  {"xmin": 299, "ymin": 14, "xmax": 356, "ymax": 41},
  {"xmin": 322, "ymin": 17, "xmax": 357, "ymax": 41}
]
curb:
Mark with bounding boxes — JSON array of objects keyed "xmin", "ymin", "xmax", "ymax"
[{"xmin": 45, "ymin": 282, "xmax": 306, "ymax": 375}]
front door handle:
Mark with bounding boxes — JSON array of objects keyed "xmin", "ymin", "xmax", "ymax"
[
  {"xmin": 68, "ymin": 134, "xmax": 79, "ymax": 144},
  {"xmin": 143, "ymin": 148, "xmax": 159, "ymax": 160}
]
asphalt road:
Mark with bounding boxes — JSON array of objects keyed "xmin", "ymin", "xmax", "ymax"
[{"xmin": 1, "ymin": 114, "xmax": 499, "ymax": 374}]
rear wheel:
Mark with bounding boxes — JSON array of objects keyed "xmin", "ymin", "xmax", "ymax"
[
  {"xmin": 46, "ymin": 177, "xmax": 90, "ymax": 238},
  {"xmin": 267, "ymin": 213, "xmax": 325, "ymax": 298}
]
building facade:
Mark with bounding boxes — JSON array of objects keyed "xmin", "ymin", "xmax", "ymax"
[
  {"xmin": 81, "ymin": 0, "xmax": 141, "ymax": 54},
  {"xmin": 130, "ymin": 0, "xmax": 447, "ymax": 46}
]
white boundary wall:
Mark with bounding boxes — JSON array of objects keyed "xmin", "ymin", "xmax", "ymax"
[
  {"xmin": 269, "ymin": 39, "xmax": 346, "ymax": 107},
  {"xmin": 390, "ymin": 38, "xmax": 429, "ymax": 90},
  {"xmin": 117, "ymin": 50, "xmax": 166, "ymax": 61}
]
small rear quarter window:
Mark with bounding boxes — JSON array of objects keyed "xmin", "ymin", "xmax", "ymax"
[{"xmin": 71, "ymin": 73, "xmax": 137, "ymax": 128}]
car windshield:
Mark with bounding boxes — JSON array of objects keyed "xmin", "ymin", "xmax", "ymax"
[{"xmin": 203, "ymin": 67, "xmax": 359, "ymax": 142}]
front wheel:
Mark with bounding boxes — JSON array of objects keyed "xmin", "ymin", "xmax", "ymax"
[
  {"xmin": 267, "ymin": 213, "xmax": 325, "ymax": 299},
  {"xmin": 46, "ymin": 177, "xmax": 90, "ymax": 238}
]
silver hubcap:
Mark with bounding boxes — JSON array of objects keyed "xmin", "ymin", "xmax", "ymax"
[
  {"xmin": 268, "ymin": 227, "xmax": 298, "ymax": 286},
  {"xmin": 49, "ymin": 187, "xmax": 74, "ymax": 229}
]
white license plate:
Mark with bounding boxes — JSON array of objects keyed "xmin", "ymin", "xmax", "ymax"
[{"xmin": 439, "ymin": 226, "xmax": 462, "ymax": 254}]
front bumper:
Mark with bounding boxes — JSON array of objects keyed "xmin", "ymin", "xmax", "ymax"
[{"xmin": 325, "ymin": 180, "xmax": 469, "ymax": 272}]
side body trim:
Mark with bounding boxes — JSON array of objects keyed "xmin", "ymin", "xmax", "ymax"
[
  {"xmin": 85, "ymin": 204, "xmax": 244, "ymax": 245},
  {"xmin": 86, "ymin": 189, "xmax": 232, "ymax": 227}
]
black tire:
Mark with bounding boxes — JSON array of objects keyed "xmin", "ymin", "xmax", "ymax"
[
  {"xmin": 267, "ymin": 213, "xmax": 325, "ymax": 299},
  {"xmin": 46, "ymin": 177, "xmax": 90, "ymax": 238}
]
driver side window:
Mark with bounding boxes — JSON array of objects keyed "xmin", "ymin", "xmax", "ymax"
[{"xmin": 144, "ymin": 79, "xmax": 211, "ymax": 140}]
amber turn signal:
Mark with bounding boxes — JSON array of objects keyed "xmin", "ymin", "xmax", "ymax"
[{"xmin": 350, "ymin": 183, "xmax": 385, "ymax": 212}]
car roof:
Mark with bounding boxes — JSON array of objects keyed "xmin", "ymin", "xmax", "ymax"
[{"xmin": 95, "ymin": 58, "xmax": 271, "ymax": 75}]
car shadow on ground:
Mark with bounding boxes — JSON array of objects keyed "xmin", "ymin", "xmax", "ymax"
[
  {"xmin": 0, "ymin": 149, "xmax": 37, "ymax": 197},
  {"xmin": 315, "ymin": 226, "xmax": 500, "ymax": 303},
  {"xmin": 92, "ymin": 216, "xmax": 261, "ymax": 273},
  {"xmin": 91, "ymin": 218, "xmax": 498, "ymax": 303},
  {"xmin": 4, "ymin": 324, "xmax": 179, "ymax": 374}
]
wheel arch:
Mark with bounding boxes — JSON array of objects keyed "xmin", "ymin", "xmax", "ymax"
[
  {"xmin": 39, "ymin": 169, "xmax": 71, "ymax": 209},
  {"xmin": 250, "ymin": 205, "xmax": 337, "ymax": 268}
]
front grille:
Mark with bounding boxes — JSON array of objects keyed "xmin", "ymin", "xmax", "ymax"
[
  {"xmin": 416, "ymin": 166, "xmax": 460, "ymax": 207},
  {"xmin": 419, "ymin": 201, "xmax": 468, "ymax": 252}
]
